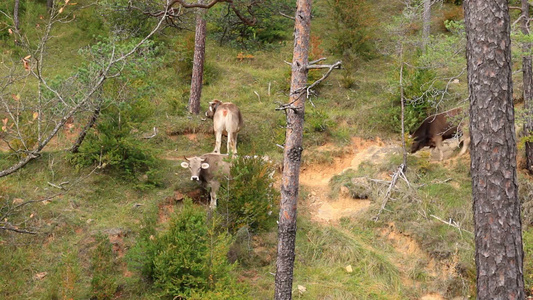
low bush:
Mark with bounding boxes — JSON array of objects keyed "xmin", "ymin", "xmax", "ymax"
[
  {"xmin": 90, "ymin": 234, "xmax": 118, "ymax": 300},
  {"xmin": 217, "ymin": 155, "xmax": 279, "ymax": 234},
  {"xmin": 129, "ymin": 199, "xmax": 246, "ymax": 298}
]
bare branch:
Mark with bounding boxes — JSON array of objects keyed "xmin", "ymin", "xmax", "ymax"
[
  {"xmin": 169, "ymin": 0, "xmax": 230, "ymax": 9},
  {"xmin": 279, "ymin": 11, "xmax": 295, "ymax": 20}
]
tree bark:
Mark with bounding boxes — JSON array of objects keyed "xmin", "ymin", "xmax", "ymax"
[
  {"xmin": 188, "ymin": 6, "xmax": 207, "ymax": 115},
  {"xmin": 14, "ymin": 0, "xmax": 20, "ymax": 31},
  {"xmin": 464, "ymin": 0, "xmax": 525, "ymax": 299},
  {"xmin": 70, "ymin": 105, "xmax": 101, "ymax": 153},
  {"xmin": 47, "ymin": 0, "xmax": 54, "ymax": 11},
  {"xmin": 274, "ymin": 1, "xmax": 311, "ymax": 299},
  {"xmin": 422, "ymin": 0, "xmax": 431, "ymax": 51},
  {"xmin": 522, "ymin": 0, "xmax": 533, "ymax": 173}
]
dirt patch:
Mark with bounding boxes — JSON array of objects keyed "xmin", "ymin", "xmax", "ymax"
[{"xmin": 300, "ymin": 137, "xmax": 400, "ymax": 223}]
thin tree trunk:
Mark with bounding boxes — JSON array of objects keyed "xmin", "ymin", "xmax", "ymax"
[
  {"xmin": 274, "ymin": 1, "xmax": 311, "ymax": 299},
  {"xmin": 14, "ymin": 0, "xmax": 20, "ymax": 31},
  {"xmin": 522, "ymin": 0, "xmax": 533, "ymax": 173},
  {"xmin": 70, "ymin": 105, "xmax": 101, "ymax": 153},
  {"xmin": 464, "ymin": 0, "xmax": 525, "ymax": 298},
  {"xmin": 422, "ymin": 0, "xmax": 431, "ymax": 51},
  {"xmin": 47, "ymin": 0, "xmax": 53, "ymax": 11},
  {"xmin": 188, "ymin": 7, "xmax": 207, "ymax": 115}
]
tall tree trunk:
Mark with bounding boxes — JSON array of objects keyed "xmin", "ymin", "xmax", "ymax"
[
  {"xmin": 14, "ymin": 0, "xmax": 20, "ymax": 31},
  {"xmin": 464, "ymin": 0, "xmax": 525, "ymax": 298},
  {"xmin": 422, "ymin": 0, "xmax": 431, "ymax": 51},
  {"xmin": 188, "ymin": 6, "xmax": 207, "ymax": 115},
  {"xmin": 274, "ymin": 1, "xmax": 311, "ymax": 299},
  {"xmin": 522, "ymin": 0, "xmax": 533, "ymax": 173},
  {"xmin": 47, "ymin": 0, "xmax": 53, "ymax": 11}
]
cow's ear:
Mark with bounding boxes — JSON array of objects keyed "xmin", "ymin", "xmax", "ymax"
[
  {"xmin": 181, "ymin": 162, "xmax": 189, "ymax": 168},
  {"xmin": 201, "ymin": 163, "xmax": 210, "ymax": 169}
]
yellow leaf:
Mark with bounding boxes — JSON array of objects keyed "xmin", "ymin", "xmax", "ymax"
[
  {"xmin": 58, "ymin": 7, "xmax": 64, "ymax": 14},
  {"xmin": 24, "ymin": 55, "xmax": 31, "ymax": 60},
  {"xmin": 33, "ymin": 112, "xmax": 39, "ymax": 120},
  {"xmin": 30, "ymin": 213, "xmax": 34, "ymax": 218},
  {"xmin": 2, "ymin": 118, "xmax": 7, "ymax": 125},
  {"xmin": 65, "ymin": 0, "xmax": 70, "ymax": 4},
  {"xmin": 8, "ymin": 28, "xmax": 13, "ymax": 35},
  {"xmin": 11, "ymin": 94, "xmax": 20, "ymax": 101},
  {"xmin": 1, "ymin": 126, "xmax": 6, "ymax": 131}
]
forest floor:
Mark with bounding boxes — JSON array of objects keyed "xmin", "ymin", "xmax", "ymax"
[{"xmin": 298, "ymin": 136, "xmax": 465, "ymax": 300}]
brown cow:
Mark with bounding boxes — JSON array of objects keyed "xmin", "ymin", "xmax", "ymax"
[
  {"xmin": 181, "ymin": 153, "xmax": 232, "ymax": 208},
  {"xmin": 410, "ymin": 107, "xmax": 470, "ymax": 161},
  {"xmin": 205, "ymin": 99, "xmax": 244, "ymax": 154}
]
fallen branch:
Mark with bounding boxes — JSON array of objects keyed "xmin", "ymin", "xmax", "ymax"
[
  {"xmin": 372, "ymin": 163, "xmax": 406, "ymax": 221},
  {"xmin": 430, "ymin": 214, "xmax": 473, "ymax": 236}
]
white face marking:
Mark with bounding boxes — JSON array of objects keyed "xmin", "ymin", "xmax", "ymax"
[{"xmin": 209, "ymin": 106, "xmax": 213, "ymax": 112}]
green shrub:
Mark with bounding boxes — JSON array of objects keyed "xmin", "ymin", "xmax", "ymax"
[
  {"xmin": 387, "ymin": 67, "xmax": 443, "ymax": 134},
  {"xmin": 130, "ymin": 199, "xmax": 243, "ymax": 298},
  {"xmin": 217, "ymin": 155, "xmax": 279, "ymax": 234},
  {"xmin": 90, "ymin": 234, "xmax": 118, "ymax": 300},
  {"xmin": 208, "ymin": 0, "xmax": 293, "ymax": 49},
  {"xmin": 69, "ymin": 101, "xmax": 161, "ymax": 185}
]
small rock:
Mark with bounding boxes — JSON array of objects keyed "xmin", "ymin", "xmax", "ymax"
[
  {"xmin": 345, "ymin": 265, "xmax": 353, "ymax": 273},
  {"xmin": 297, "ymin": 285, "xmax": 307, "ymax": 295},
  {"xmin": 34, "ymin": 272, "xmax": 48, "ymax": 280}
]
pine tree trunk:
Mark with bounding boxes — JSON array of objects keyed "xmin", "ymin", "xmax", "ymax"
[
  {"xmin": 14, "ymin": 0, "xmax": 20, "ymax": 31},
  {"xmin": 422, "ymin": 0, "xmax": 431, "ymax": 51},
  {"xmin": 522, "ymin": 0, "xmax": 533, "ymax": 173},
  {"xmin": 274, "ymin": 1, "xmax": 311, "ymax": 299},
  {"xmin": 188, "ymin": 7, "xmax": 207, "ymax": 115},
  {"xmin": 464, "ymin": 0, "xmax": 525, "ymax": 298}
]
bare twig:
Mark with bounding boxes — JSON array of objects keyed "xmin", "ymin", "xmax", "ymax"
[
  {"xmin": 430, "ymin": 214, "xmax": 473, "ymax": 236},
  {"xmin": 372, "ymin": 164, "xmax": 406, "ymax": 221},
  {"xmin": 254, "ymin": 91, "xmax": 261, "ymax": 102},
  {"xmin": 279, "ymin": 11, "xmax": 295, "ymax": 20}
]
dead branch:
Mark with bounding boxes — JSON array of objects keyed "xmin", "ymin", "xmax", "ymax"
[
  {"xmin": 304, "ymin": 60, "xmax": 342, "ymax": 97},
  {"xmin": 279, "ymin": 11, "xmax": 295, "ymax": 20},
  {"xmin": 372, "ymin": 163, "xmax": 406, "ymax": 221},
  {"xmin": 142, "ymin": 127, "xmax": 159, "ymax": 139},
  {"xmin": 0, "ymin": 224, "xmax": 37, "ymax": 234},
  {"xmin": 430, "ymin": 214, "xmax": 473, "ymax": 236},
  {"xmin": 169, "ymin": 0, "xmax": 230, "ymax": 9}
]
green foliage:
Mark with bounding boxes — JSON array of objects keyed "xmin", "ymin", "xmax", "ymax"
[
  {"xmin": 325, "ymin": 0, "xmax": 377, "ymax": 71},
  {"xmin": 130, "ymin": 199, "xmax": 244, "ymax": 298},
  {"xmin": 208, "ymin": 0, "xmax": 293, "ymax": 49},
  {"xmin": 97, "ymin": 0, "xmax": 157, "ymax": 38},
  {"xmin": 385, "ymin": 66, "xmax": 442, "ymax": 134},
  {"xmin": 305, "ymin": 108, "xmax": 333, "ymax": 134},
  {"xmin": 70, "ymin": 101, "xmax": 161, "ymax": 184},
  {"xmin": 218, "ymin": 155, "xmax": 279, "ymax": 234},
  {"xmin": 90, "ymin": 234, "xmax": 118, "ymax": 300}
]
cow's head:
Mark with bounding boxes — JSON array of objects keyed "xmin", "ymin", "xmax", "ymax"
[
  {"xmin": 205, "ymin": 99, "xmax": 223, "ymax": 119},
  {"xmin": 410, "ymin": 137, "xmax": 436, "ymax": 153},
  {"xmin": 181, "ymin": 156, "xmax": 210, "ymax": 181}
]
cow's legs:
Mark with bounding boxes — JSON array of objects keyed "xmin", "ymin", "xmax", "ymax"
[
  {"xmin": 459, "ymin": 135, "xmax": 470, "ymax": 156},
  {"xmin": 229, "ymin": 132, "xmax": 238, "ymax": 154},
  {"xmin": 227, "ymin": 131, "xmax": 233, "ymax": 154},
  {"xmin": 435, "ymin": 137, "xmax": 444, "ymax": 161},
  {"xmin": 214, "ymin": 130, "xmax": 222, "ymax": 154},
  {"xmin": 209, "ymin": 182, "xmax": 220, "ymax": 208}
]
